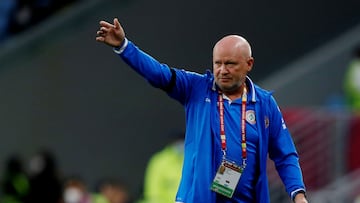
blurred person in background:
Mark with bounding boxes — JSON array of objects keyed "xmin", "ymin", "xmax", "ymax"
[
  {"xmin": 344, "ymin": 45, "xmax": 360, "ymax": 111},
  {"xmin": 136, "ymin": 131, "xmax": 184, "ymax": 203},
  {"xmin": 93, "ymin": 178, "xmax": 132, "ymax": 203},
  {"xmin": 7, "ymin": 0, "xmax": 79, "ymax": 37},
  {"xmin": 25, "ymin": 149, "xmax": 63, "ymax": 203},
  {"xmin": 95, "ymin": 18, "xmax": 308, "ymax": 203},
  {"xmin": 0, "ymin": 0, "xmax": 16, "ymax": 41},
  {"xmin": 0, "ymin": 154, "xmax": 30, "ymax": 203},
  {"xmin": 63, "ymin": 176, "xmax": 93, "ymax": 203},
  {"xmin": 344, "ymin": 46, "xmax": 360, "ymax": 202}
]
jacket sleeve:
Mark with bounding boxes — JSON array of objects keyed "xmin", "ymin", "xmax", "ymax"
[
  {"xmin": 267, "ymin": 95, "xmax": 306, "ymax": 197},
  {"xmin": 117, "ymin": 40, "xmax": 174, "ymax": 89},
  {"xmin": 117, "ymin": 39, "xmax": 204, "ymax": 105}
]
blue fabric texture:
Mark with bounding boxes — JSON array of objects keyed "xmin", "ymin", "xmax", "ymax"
[{"xmin": 118, "ymin": 40, "xmax": 306, "ymax": 203}]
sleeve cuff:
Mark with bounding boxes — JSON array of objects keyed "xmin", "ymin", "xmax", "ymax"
[
  {"xmin": 113, "ymin": 38, "xmax": 128, "ymax": 54},
  {"xmin": 291, "ymin": 188, "xmax": 306, "ymax": 201}
]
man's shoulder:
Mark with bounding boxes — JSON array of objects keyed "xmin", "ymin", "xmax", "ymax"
[
  {"xmin": 177, "ymin": 68, "xmax": 214, "ymax": 88},
  {"xmin": 254, "ymin": 84, "xmax": 273, "ymax": 99}
]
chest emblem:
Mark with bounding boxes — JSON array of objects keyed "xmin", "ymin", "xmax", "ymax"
[{"xmin": 246, "ymin": 110, "xmax": 256, "ymax": 124}]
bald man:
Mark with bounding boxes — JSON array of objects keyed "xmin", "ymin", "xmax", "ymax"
[{"xmin": 96, "ymin": 18, "xmax": 308, "ymax": 203}]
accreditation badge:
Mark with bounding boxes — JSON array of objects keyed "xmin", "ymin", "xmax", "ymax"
[{"xmin": 210, "ymin": 159, "xmax": 243, "ymax": 198}]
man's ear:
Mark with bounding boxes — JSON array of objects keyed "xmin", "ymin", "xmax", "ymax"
[{"xmin": 247, "ymin": 57, "xmax": 254, "ymax": 71}]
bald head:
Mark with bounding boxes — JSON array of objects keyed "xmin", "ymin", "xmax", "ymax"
[
  {"xmin": 213, "ymin": 35, "xmax": 252, "ymax": 59},
  {"xmin": 212, "ymin": 35, "xmax": 254, "ymax": 97}
]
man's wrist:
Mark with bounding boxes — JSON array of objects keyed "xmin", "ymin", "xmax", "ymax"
[
  {"xmin": 113, "ymin": 38, "xmax": 128, "ymax": 54},
  {"xmin": 292, "ymin": 189, "xmax": 306, "ymax": 202}
]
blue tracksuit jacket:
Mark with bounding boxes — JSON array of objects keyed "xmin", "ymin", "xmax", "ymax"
[{"xmin": 116, "ymin": 39, "xmax": 306, "ymax": 203}]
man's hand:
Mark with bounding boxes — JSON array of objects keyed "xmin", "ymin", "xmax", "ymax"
[
  {"xmin": 294, "ymin": 193, "xmax": 308, "ymax": 203},
  {"xmin": 96, "ymin": 18, "xmax": 125, "ymax": 47}
]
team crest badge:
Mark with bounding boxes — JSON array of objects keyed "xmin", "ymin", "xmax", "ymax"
[{"xmin": 246, "ymin": 110, "xmax": 256, "ymax": 124}]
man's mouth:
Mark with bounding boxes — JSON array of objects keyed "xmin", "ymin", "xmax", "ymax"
[{"xmin": 219, "ymin": 78, "xmax": 231, "ymax": 82}]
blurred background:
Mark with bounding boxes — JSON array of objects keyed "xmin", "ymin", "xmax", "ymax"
[{"xmin": 0, "ymin": 0, "xmax": 359, "ymax": 202}]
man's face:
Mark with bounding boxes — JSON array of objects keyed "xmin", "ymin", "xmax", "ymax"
[{"xmin": 213, "ymin": 45, "xmax": 253, "ymax": 94}]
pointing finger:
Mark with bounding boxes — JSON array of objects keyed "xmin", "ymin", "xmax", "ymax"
[{"xmin": 99, "ymin": 20, "xmax": 115, "ymax": 29}]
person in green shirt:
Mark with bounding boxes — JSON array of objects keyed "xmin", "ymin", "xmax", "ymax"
[
  {"xmin": 344, "ymin": 45, "xmax": 360, "ymax": 111},
  {"xmin": 137, "ymin": 132, "xmax": 184, "ymax": 203}
]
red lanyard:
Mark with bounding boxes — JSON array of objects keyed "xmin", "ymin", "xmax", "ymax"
[{"xmin": 218, "ymin": 86, "xmax": 247, "ymax": 166}]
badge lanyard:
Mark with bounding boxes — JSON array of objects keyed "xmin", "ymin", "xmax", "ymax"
[{"xmin": 218, "ymin": 86, "xmax": 247, "ymax": 167}]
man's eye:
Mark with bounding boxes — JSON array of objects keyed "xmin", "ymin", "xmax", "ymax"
[{"xmin": 214, "ymin": 62, "xmax": 221, "ymax": 67}]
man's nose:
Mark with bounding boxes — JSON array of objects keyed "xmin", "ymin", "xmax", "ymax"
[{"xmin": 219, "ymin": 65, "xmax": 229, "ymax": 74}]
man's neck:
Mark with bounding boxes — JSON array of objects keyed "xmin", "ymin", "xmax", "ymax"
[
  {"xmin": 222, "ymin": 85, "xmax": 247, "ymax": 101},
  {"xmin": 223, "ymin": 92, "xmax": 242, "ymax": 101}
]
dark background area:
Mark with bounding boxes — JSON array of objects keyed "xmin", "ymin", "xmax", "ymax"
[{"xmin": 0, "ymin": 0, "xmax": 359, "ymax": 198}]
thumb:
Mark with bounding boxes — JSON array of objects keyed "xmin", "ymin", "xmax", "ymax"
[{"xmin": 113, "ymin": 18, "xmax": 120, "ymax": 29}]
